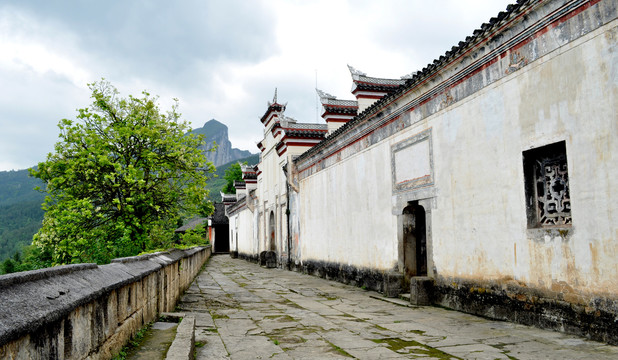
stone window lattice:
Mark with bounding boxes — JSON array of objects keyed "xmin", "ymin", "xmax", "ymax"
[{"xmin": 523, "ymin": 141, "xmax": 571, "ymax": 228}]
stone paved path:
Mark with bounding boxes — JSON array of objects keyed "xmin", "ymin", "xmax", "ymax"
[{"xmin": 177, "ymin": 255, "xmax": 618, "ymax": 359}]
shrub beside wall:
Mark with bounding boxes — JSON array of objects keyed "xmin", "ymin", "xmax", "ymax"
[{"xmin": 0, "ymin": 246, "xmax": 211, "ymax": 360}]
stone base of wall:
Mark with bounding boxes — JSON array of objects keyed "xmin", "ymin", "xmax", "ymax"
[
  {"xmin": 432, "ymin": 277, "xmax": 618, "ymax": 345},
  {"xmin": 290, "ymin": 259, "xmax": 402, "ymax": 297},
  {"xmin": 259, "ymin": 251, "xmax": 277, "ymax": 268},
  {"xmin": 238, "ymin": 252, "xmax": 259, "ymax": 264},
  {"xmin": 236, "ymin": 256, "xmax": 402, "ymax": 297}
]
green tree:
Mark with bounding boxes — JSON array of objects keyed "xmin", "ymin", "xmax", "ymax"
[
  {"xmin": 15, "ymin": 245, "xmax": 52, "ymax": 272},
  {"xmin": 2, "ymin": 258, "xmax": 15, "ymax": 274},
  {"xmin": 221, "ymin": 162, "xmax": 245, "ymax": 194},
  {"xmin": 181, "ymin": 223, "xmax": 209, "ymax": 247},
  {"xmin": 30, "ymin": 81, "xmax": 215, "ymax": 265}
]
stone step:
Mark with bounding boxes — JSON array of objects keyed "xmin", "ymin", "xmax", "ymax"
[
  {"xmin": 370, "ymin": 294, "xmax": 415, "ymax": 308},
  {"xmin": 399, "ymin": 293, "xmax": 411, "ymax": 302},
  {"xmin": 165, "ymin": 316, "xmax": 195, "ymax": 360}
]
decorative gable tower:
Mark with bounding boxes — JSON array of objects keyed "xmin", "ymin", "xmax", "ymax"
[
  {"xmin": 227, "ymin": 88, "xmax": 327, "ymax": 268},
  {"xmin": 348, "ymin": 65, "xmax": 406, "ymax": 112},
  {"xmin": 316, "ymin": 89, "xmax": 358, "ymax": 135},
  {"xmin": 259, "ymin": 89, "xmax": 286, "ymax": 133}
]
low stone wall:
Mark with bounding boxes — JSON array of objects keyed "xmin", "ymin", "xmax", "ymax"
[{"xmin": 0, "ymin": 246, "xmax": 211, "ymax": 360}]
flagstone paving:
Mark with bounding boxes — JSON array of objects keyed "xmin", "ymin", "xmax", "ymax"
[{"xmin": 177, "ymin": 255, "xmax": 618, "ymax": 359}]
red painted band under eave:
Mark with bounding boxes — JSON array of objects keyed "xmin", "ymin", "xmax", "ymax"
[
  {"xmin": 352, "ymin": 93, "xmax": 386, "ymax": 99},
  {"xmin": 323, "ymin": 105, "xmax": 359, "ymax": 109},
  {"xmin": 285, "ymin": 141, "xmax": 321, "ymax": 147},
  {"xmin": 281, "ymin": 127, "xmax": 327, "ymax": 132},
  {"xmin": 353, "ymin": 80, "xmax": 401, "ymax": 87}
]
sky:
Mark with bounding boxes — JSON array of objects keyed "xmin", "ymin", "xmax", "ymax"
[{"xmin": 0, "ymin": 0, "xmax": 514, "ymax": 171}]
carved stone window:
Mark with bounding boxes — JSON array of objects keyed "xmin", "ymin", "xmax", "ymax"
[{"xmin": 523, "ymin": 141, "xmax": 571, "ymax": 228}]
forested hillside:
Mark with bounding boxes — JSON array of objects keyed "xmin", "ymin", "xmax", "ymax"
[
  {"xmin": 205, "ymin": 153, "xmax": 259, "ymax": 202},
  {"xmin": 0, "ymin": 169, "xmax": 45, "ymax": 262}
]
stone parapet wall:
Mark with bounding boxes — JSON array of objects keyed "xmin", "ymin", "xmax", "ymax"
[{"xmin": 0, "ymin": 246, "xmax": 211, "ymax": 360}]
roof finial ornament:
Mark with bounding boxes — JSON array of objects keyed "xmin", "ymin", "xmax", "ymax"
[
  {"xmin": 316, "ymin": 88, "xmax": 336, "ymax": 100},
  {"xmin": 347, "ymin": 64, "xmax": 367, "ymax": 76},
  {"xmin": 273, "ymin": 88, "xmax": 278, "ymax": 104}
]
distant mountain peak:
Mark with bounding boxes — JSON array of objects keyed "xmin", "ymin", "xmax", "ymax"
[
  {"xmin": 189, "ymin": 119, "xmax": 253, "ymax": 167},
  {"xmin": 202, "ymin": 119, "xmax": 228, "ymax": 131}
]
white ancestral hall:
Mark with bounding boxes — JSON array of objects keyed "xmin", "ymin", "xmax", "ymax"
[{"xmin": 225, "ymin": 0, "xmax": 617, "ymax": 344}]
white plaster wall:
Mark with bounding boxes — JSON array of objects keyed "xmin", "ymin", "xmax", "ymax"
[
  {"xmin": 327, "ymin": 121, "xmax": 341, "ymax": 135},
  {"xmin": 258, "ymin": 144, "xmax": 278, "ymax": 250},
  {"xmin": 257, "ymin": 127, "xmax": 311, "ymax": 255},
  {"xmin": 256, "ymin": 130, "xmax": 295, "ymax": 253},
  {"xmin": 232, "ymin": 207, "xmax": 256, "ymax": 256},
  {"xmin": 296, "ymin": 20, "xmax": 616, "ymax": 298},
  {"xmin": 428, "ymin": 23, "xmax": 617, "ymax": 295},
  {"xmin": 299, "ymin": 142, "xmax": 398, "ymax": 270},
  {"xmin": 228, "ymin": 213, "xmax": 237, "ymax": 252},
  {"xmin": 357, "ymin": 97, "xmax": 379, "ymax": 113}
]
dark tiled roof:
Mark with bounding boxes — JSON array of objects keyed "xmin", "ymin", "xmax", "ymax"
[
  {"xmin": 322, "ymin": 106, "xmax": 358, "ymax": 115},
  {"xmin": 323, "ymin": 99, "xmax": 358, "ymax": 108},
  {"xmin": 175, "ymin": 217, "xmax": 207, "ymax": 233},
  {"xmin": 353, "ymin": 82, "xmax": 403, "ymax": 93},
  {"xmin": 273, "ymin": 121, "xmax": 328, "ymax": 139},
  {"xmin": 224, "ymin": 195, "xmax": 247, "ymax": 216},
  {"xmin": 317, "ymin": 88, "xmax": 358, "ymax": 107},
  {"xmin": 349, "ymin": 66, "xmax": 407, "ymax": 94},
  {"xmin": 284, "ymin": 129, "xmax": 327, "ymax": 139},
  {"xmin": 211, "ymin": 202, "xmax": 229, "ymax": 224},
  {"xmin": 272, "ymin": 121, "xmax": 327, "ymax": 138},
  {"xmin": 285, "ymin": 122, "xmax": 328, "ymax": 131},
  {"xmin": 222, "ymin": 193, "xmax": 237, "ymax": 203},
  {"xmin": 352, "ymin": 76, "xmax": 406, "ymax": 87},
  {"xmin": 297, "ymin": 0, "xmax": 528, "ymax": 163},
  {"xmin": 259, "ymin": 103, "xmax": 285, "ymax": 124}
]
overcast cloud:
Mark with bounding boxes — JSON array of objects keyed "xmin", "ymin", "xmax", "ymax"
[{"xmin": 0, "ymin": 0, "xmax": 513, "ymax": 171}]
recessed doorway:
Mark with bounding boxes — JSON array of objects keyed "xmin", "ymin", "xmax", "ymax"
[
  {"xmin": 269, "ymin": 211, "xmax": 276, "ymax": 251},
  {"xmin": 402, "ymin": 203, "xmax": 427, "ymax": 280}
]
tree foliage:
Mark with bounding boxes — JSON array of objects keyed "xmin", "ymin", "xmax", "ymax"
[
  {"xmin": 0, "ymin": 245, "xmax": 52, "ymax": 275},
  {"xmin": 30, "ymin": 81, "xmax": 215, "ymax": 265},
  {"xmin": 181, "ymin": 223, "xmax": 209, "ymax": 247},
  {"xmin": 221, "ymin": 162, "xmax": 245, "ymax": 194}
]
